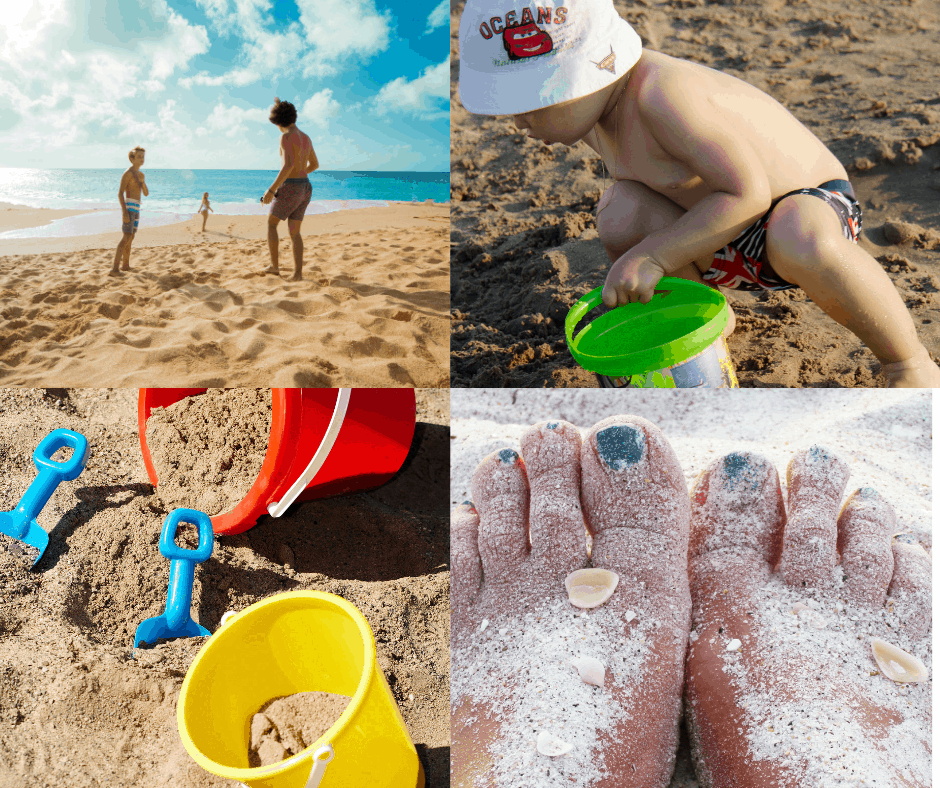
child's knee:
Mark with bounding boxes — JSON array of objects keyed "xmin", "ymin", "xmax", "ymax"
[{"xmin": 596, "ymin": 182, "xmax": 644, "ymax": 248}]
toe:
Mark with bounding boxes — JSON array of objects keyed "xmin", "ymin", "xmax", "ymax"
[
  {"xmin": 779, "ymin": 445, "xmax": 850, "ymax": 591},
  {"xmin": 519, "ymin": 421, "xmax": 586, "ymax": 579},
  {"xmin": 580, "ymin": 416, "xmax": 690, "ymax": 599},
  {"xmin": 836, "ymin": 488, "xmax": 894, "ymax": 607},
  {"xmin": 451, "ymin": 501, "xmax": 482, "ymax": 611},
  {"xmin": 886, "ymin": 536, "xmax": 931, "ymax": 640},
  {"xmin": 470, "ymin": 448, "xmax": 530, "ymax": 584},
  {"xmin": 689, "ymin": 452, "xmax": 785, "ymax": 610}
]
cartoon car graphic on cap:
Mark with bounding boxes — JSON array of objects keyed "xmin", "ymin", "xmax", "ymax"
[{"xmin": 502, "ymin": 22, "xmax": 553, "ymax": 60}]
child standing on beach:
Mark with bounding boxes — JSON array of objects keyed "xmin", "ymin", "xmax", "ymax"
[
  {"xmin": 111, "ymin": 146, "xmax": 148, "ymax": 275},
  {"xmin": 260, "ymin": 97, "xmax": 319, "ymax": 282},
  {"xmin": 458, "ymin": 0, "xmax": 940, "ymax": 387},
  {"xmin": 198, "ymin": 192, "xmax": 213, "ymax": 232}
]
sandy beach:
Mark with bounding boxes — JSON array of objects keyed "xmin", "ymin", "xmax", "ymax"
[
  {"xmin": 0, "ymin": 387, "xmax": 449, "ymax": 788},
  {"xmin": 450, "ymin": 0, "xmax": 940, "ymax": 387},
  {"xmin": 451, "ymin": 388, "xmax": 931, "ymax": 786},
  {"xmin": 0, "ymin": 203, "xmax": 449, "ymax": 387}
]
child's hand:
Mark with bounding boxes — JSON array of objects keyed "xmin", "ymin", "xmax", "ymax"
[{"xmin": 602, "ymin": 252, "xmax": 667, "ymax": 307}]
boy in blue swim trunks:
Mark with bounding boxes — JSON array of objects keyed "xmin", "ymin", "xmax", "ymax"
[
  {"xmin": 260, "ymin": 98, "xmax": 319, "ymax": 282},
  {"xmin": 458, "ymin": 0, "xmax": 940, "ymax": 386},
  {"xmin": 111, "ymin": 146, "xmax": 148, "ymax": 275}
]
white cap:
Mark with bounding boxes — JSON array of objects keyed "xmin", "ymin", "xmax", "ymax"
[{"xmin": 458, "ymin": 0, "xmax": 643, "ymax": 116}]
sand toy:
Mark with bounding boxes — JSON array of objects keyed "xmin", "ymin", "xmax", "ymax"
[
  {"xmin": 178, "ymin": 591, "xmax": 423, "ymax": 788},
  {"xmin": 134, "ymin": 508, "xmax": 214, "ymax": 648},
  {"xmin": 138, "ymin": 388, "xmax": 416, "ymax": 535},
  {"xmin": 0, "ymin": 428, "xmax": 89, "ymax": 567},
  {"xmin": 565, "ymin": 277, "xmax": 739, "ymax": 388}
]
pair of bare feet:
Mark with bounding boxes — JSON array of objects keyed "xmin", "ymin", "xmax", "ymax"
[
  {"xmin": 108, "ymin": 264, "xmax": 132, "ymax": 276},
  {"xmin": 452, "ymin": 416, "xmax": 930, "ymax": 788},
  {"xmin": 263, "ymin": 265, "xmax": 302, "ymax": 281}
]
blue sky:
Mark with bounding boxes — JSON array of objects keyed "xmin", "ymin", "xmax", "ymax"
[{"xmin": 0, "ymin": 0, "xmax": 449, "ymax": 170}]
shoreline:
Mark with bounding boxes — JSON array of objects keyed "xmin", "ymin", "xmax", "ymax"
[
  {"xmin": 0, "ymin": 202, "xmax": 450, "ymax": 387},
  {"xmin": 0, "ymin": 202, "xmax": 450, "ymax": 256}
]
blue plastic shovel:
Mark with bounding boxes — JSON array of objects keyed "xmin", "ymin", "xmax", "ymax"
[
  {"xmin": 134, "ymin": 508, "xmax": 214, "ymax": 648},
  {"xmin": 0, "ymin": 428, "xmax": 90, "ymax": 567}
]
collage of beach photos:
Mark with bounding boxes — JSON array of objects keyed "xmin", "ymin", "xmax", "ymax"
[{"xmin": 0, "ymin": 0, "xmax": 936, "ymax": 786}]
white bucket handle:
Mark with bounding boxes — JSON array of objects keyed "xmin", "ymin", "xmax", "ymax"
[
  {"xmin": 267, "ymin": 389, "xmax": 351, "ymax": 519},
  {"xmin": 235, "ymin": 744, "xmax": 333, "ymax": 788},
  {"xmin": 304, "ymin": 743, "xmax": 334, "ymax": 788}
]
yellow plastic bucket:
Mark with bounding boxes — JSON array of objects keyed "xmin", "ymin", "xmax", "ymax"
[{"xmin": 177, "ymin": 591, "xmax": 424, "ymax": 788}]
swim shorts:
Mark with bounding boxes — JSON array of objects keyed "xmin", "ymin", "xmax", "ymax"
[
  {"xmin": 122, "ymin": 199, "xmax": 140, "ymax": 234},
  {"xmin": 702, "ymin": 179, "xmax": 863, "ymax": 291},
  {"xmin": 270, "ymin": 177, "xmax": 312, "ymax": 221}
]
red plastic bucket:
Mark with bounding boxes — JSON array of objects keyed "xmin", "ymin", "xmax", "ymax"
[{"xmin": 138, "ymin": 389, "xmax": 417, "ymax": 535}]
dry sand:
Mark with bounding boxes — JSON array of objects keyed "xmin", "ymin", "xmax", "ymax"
[
  {"xmin": 450, "ymin": 0, "xmax": 940, "ymax": 387},
  {"xmin": 0, "ymin": 388, "xmax": 449, "ymax": 788},
  {"xmin": 0, "ymin": 203, "xmax": 449, "ymax": 387},
  {"xmin": 451, "ymin": 388, "xmax": 931, "ymax": 787}
]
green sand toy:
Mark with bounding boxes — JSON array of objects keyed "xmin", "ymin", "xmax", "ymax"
[{"xmin": 565, "ymin": 277, "xmax": 739, "ymax": 388}]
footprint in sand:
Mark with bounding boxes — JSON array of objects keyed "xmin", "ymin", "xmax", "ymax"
[{"xmin": 392, "ymin": 311, "xmax": 412, "ymax": 322}]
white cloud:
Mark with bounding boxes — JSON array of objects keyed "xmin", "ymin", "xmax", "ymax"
[
  {"xmin": 197, "ymin": 102, "xmax": 269, "ymax": 137},
  {"xmin": 424, "ymin": 0, "xmax": 448, "ymax": 34},
  {"xmin": 143, "ymin": 5, "xmax": 210, "ymax": 81},
  {"xmin": 0, "ymin": 0, "xmax": 71, "ymax": 65},
  {"xmin": 373, "ymin": 59, "xmax": 448, "ymax": 120},
  {"xmin": 185, "ymin": 0, "xmax": 305, "ymax": 87},
  {"xmin": 296, "ymin": 0, "xmax": 391, "ymax": 76},
  {"xmin": 299, "ymin": 89, "xmax": 340, "ymax": 126}
]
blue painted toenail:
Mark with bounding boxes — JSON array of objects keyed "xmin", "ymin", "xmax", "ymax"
[
  {"xmin": 546, "ymin": 422, "xmax": 558, "ymax": 430},
  {"xmin": 894, "ymin": 533, "xmax": 918, "ymax": 545},
  {"xmin": 498, "ymin": 449, "xmax": 518, "ymax": 465},
  {"xmin": 722, "ymin": 453, "xmax": 763, "ymax": 490},
  {"xmin": 859, "ymin": 486, "xmax": 878, "ymax": 497},
  {"xmin": 808, "ymin": 446, "xmax": 832, "ymax": 464},
  {"xmin": 462, "ymin": 500, "xmax": 477, "ymax": 512},
  {"xmin": 596, "ymin": 425, "xmax": 644, "ymax": 469}
]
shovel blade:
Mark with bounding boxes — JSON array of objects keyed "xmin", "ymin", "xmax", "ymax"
[{"xmin": 134, "ymin": 615, "xmax": 172, "ymax": 649}]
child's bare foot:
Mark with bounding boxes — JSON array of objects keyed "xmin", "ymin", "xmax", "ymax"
[
  {"xmin": 882, "ymin": 347, "xmax": 940, "ymax": 388},
  {"xmin": 686, "ymin": 448, "xmax": 931, "ymax": 787},
  {"xmin": 452, "ymin": 416, "xmax": 691, "ymax": 788},
  {"xmin": 290, "ymin": 272, "xmax": 302, "ymax": 282},
  {"xmin": 120, "ymin": 264, "xmax": 131, "ymax": 271},
  {"xmin": 264, "ymin": 266, "xmax": 281, "ymax": 276},
  {"xmin": 108, "ymin": 268, "xmax": 122, "ymax": 276}
]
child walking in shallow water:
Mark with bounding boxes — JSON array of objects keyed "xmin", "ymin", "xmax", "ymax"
[
  {"xmin": 197, "ymin": 192, "xmax": 213, "ymax": 232},
  {"xmin": 458, "ymin": 0, "xmax": 940, "ymax": 387},
  {"xmin": 111, "ymin": 146, "xmax": 148, "ymax": 275}
]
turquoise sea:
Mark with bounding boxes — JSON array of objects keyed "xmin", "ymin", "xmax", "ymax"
[{"xmin": 0, "ymin": 168, "xmax": 449, "ymax": 238}]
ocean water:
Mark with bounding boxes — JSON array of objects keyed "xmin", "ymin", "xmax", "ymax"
[{"xmin": 0, "ymin": 168, "xmax": 449, "ymax": 239}]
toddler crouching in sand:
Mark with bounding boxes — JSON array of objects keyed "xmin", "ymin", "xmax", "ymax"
[
  {"xmin": 457, "ymin": 0, "xmax": 940, "ymax": 387},
  {"xmin": 111, "ymin": 146, "xmax": 148, "ymax": 275}
]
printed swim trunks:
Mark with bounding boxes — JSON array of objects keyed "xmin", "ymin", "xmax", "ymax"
[
  {"xmin": 702, "ymin": 179, "xmax": 863, "ymax": 291},
  {"xmin": 270, "ymin": 177, "xmax": 312, "ymax": 221},
  {"xmin": 122, "ymin": 199, "xmax": 140, "ymax": 234}
]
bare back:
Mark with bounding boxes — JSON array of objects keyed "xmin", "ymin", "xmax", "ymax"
[
  {"xmin": 586, "ymin": 50, "xmax": 847, "ymax": 211},
  {"xmin": 280, "ymin": 128, "xmax": 315, "ymax": 178}
]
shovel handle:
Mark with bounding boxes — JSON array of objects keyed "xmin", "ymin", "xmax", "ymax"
[
  {"xmin": 159, "ymin": 508, "xmax": 214, "ymax": 562},
  {"xmin": 2, "ymin": 429, "xmax": 89, "ymax": 540}
]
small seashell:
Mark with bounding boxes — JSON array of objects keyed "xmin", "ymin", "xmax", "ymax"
[
  {"xmin": 625, "ymin": 610, "xmax": 637, "ymax": 623},
  {"xmin": 571, "ymin": 655, "xmax": 605, "ymax": 687},
  {"xmin": 480, "ymin": 618, "xmax": 489, "ymax": 632},
  {"xmin": 726, "ymin": 639, "xmax": 742, "ymax": 652},
  {"xmin": 565, "ymin": 568, "xmax": 619, "ymax": 609},
  {"xmin": 536, "ymin": 731, "xmax": 573, "ymax": 757},
  {"xmin": 871, "ymin": 638, "xmax": 928, "ymax": 683}
]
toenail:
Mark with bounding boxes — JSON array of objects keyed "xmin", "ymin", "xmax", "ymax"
[
  {"xmin": 859, "ymin": 486, "xmax": 879, "ymax": 498},
  {"xmin": 462, "ymin": 500, "xmax": 477, "ymax": 512},
  {"xmin": 722, "ymin": 453, "xmax": 763, "ymax": 490},
  {"xmin": 546, "ymin": 422, "xmax": 558, "ymax": 430},
  {"xmin": 807, "ymin": 445, "xmax": 834, "ymax": 464},
  {"xmin": 498, "ymin": 448, "xmax": 519, "ymax": 465},
  {"xmin": 596, "ymin": 425, "xmax": 644, "ymax": 469},
  {"xmin": 893, "ymin": 533, "xmax": 920, "ymax": 545}
]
